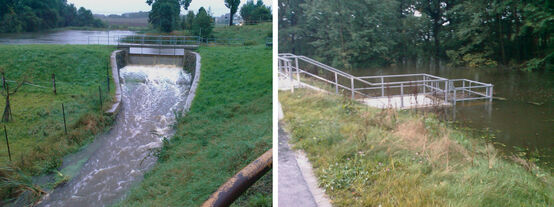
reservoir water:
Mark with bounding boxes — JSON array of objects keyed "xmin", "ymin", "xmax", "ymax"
[{"xmin": 346, "ymin": 65, "xmax": 553, "ymax": 167}]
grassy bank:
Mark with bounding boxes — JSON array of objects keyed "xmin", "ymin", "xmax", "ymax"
[
  {"xmin": 280, "ymin": 89, "xmax": 552, "ymax": 207},
  {"xmin": 117, "ymin": 45, "xmax": 272, "ymax": 206},
  {"xmin": 0, "ymin": 45, "xmax": 116, "ymax": 202}
]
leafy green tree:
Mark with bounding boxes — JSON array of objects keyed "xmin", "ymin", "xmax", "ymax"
[
  {"xmin": 192, "ymin": 7, "xmax": 213, "ymax": 38},
  {"xmin": 183, "ymin": 0, "xmax": 192, "ymax": 10},
  {"xmin": 240, "ymin": 0, "xmax": 272, "ymax": 24},
  {"xmin": 147, "ymin": 0, "xmax": 181, "ymax": 33},
  {"xmin": 224, "ymin": 0, "xmax": 240, "ymax": 26},
  {"xmin": 182, "ymin": 11, "xmax": 195, "ymax": 30}
]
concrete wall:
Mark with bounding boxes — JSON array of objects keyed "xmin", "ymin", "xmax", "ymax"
[
  {"xmin": 109, "ymin": 50, "xmax": 200, "ymax": 114},
  {"xmin": 128, "ymin": 54, "xmax": 185, "ymax": 66}
]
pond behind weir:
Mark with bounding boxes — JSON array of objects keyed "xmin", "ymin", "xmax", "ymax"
[
  {"xmin": 38, "ymin": 65, "xmax": 191, "ymax": 207},
  {"xmin": 346, "ymin": 65, "xmax": 554, "ymax": 167}
]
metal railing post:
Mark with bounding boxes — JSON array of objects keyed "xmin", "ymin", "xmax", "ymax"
[
  {"xmin": 422, "ymin": 76, "xmax": 426, "ymax": 94},
  {"xmin": 453, "ymin": 87, "xmax": 457, "ymax": 103},
  {"xmin": 295, "ymin": 58, "xmax": 300, "ymax": 84},
  {"xmin": 350, "ymin": 77, "xmax": 354, "ymax": 99},
  {"xmin": 381, "ymin": 77, "xmax": 384, "ymax": 97},
  {"xmin": 489, "ymin": 85, "xmax": 493, "ymax": 102},
  {"xmin": 400, "ymin": 83, "xmax": 404, "ymax": 108},
  {"xmin": 334, "ymin": 72, "xmax": 338, "ymax": 94},
  {"xmin": 462, "ymin": 80, "xmax": 465, "ymax": 98},
  {"xmin": 444, "ymin": 80, "xmax": 448, "ymax": 103},
  {"xmin": 289, "ymin": 61, "xmax": 294, "ymax": 93}
]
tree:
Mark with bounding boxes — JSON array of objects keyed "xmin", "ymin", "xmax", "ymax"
[
  {"xmin": 182, "ymin": 11, "xmax": 195, "ymax": 30},
  {"xmin": 192, "ymin": 7, "xmax": 213, "ymax": 38},
  {"xmin": 183, "ymin": 0, "xmax": 192, "ymax": 10},
  {"xmin": 147, "ymin": 0, "xmax": 181, "ymax": 32},
  {"xmin": 224, "ymin": 0, "xmax": 240, "ymax": 26},
  {"xmin": 240, "ymin": 0, "xmax": 271, "ymax": 24}
]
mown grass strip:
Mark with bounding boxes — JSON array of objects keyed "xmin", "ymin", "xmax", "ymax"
[
  {"xmin": 118, "ymin": 45, "xmax": 272, "ymax": 206},
  {"xmin": 280, "ymin": 89, "xmax": 552, "ymax": 207}
]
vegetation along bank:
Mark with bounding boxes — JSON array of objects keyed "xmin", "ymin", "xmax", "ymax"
[
  {"xmin": 0, "ymin": 45, "xmax": 116, "ymax": 203},
  {"xmin": 280, "ymin": 89, "xmax": 552, "ymax": 207},
  {"xmin": 117, "ymin": 44, "xmax": 272, "ymax": 206}
]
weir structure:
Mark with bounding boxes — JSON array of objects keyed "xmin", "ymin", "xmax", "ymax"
[{"xmin": 278, "ymin": 53, "xmax": 494, "ymax": 109}]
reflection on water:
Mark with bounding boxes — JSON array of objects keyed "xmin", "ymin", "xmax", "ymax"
[
  {"xmin": 0, "ymin": 30, "xmax": 135, "ymax": 45},
  {"xmin": 38, "ymin": 65, "xmax": 190, "ymax": 207},
  {"xmin": 347, "ymin": 65, "xmax": 554, "ymax": 165}
]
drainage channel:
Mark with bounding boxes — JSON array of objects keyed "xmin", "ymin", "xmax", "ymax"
[{"xmin": 38, "ymin": 65, "xmax": 191, "ymax": 207}]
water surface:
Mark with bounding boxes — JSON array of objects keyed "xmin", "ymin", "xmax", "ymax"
[
  {"xmin": 347, "ymin": 65, "xmax": 553, "ymax": 166},
  {"xmin": 39, "ymin": 65, "xmax": 190, "ymax": 207},
  {"xmin": 0, "ymin": 30, "xmax": 135, "ymax": 45}
]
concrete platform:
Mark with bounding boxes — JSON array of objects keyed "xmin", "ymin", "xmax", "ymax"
[{"xmin": 361, "ymin": 94, "xmax": 450, "ymax": 109}]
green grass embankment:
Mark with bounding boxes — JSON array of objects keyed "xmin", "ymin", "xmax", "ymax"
[
  {"xmin": 280, "ymin": 89, "xmax": 552, "ymax": 207},
  {"xmin": 117, "ymin": 45, "xmax": 272, "ymax": 206},
  {"xmin": 0, "ymin": 45, "xmax": 116, "ymax": 202}
]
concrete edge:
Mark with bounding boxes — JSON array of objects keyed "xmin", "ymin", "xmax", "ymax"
[
  {"xmin": 183, "ymin": 52, "xmax": 201, "ymax": 112},
  {"xmin": 294, "ymin": 149, "xmax": 333, "ymax": 207},
  {"xmin": 106, "ymin": 50, "xmax": 124, "ymax": 115}
]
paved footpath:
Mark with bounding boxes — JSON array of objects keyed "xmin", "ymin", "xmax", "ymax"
[{"xmin": 278, "ymin": 126, "xmax": 319, "ymax": 207}]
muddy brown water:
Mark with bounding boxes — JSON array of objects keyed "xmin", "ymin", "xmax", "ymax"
[
  {"xmin": 345, "ymin": 65, "xmax": 553, "ymax": 167},
  {"xmin": 37, "ymin": 65, "xmax": 191, "ymax": 207}
]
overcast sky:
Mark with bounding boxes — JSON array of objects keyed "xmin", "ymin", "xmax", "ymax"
[{"xmin": 67, "ymin": 0, "xmax": 272, "ymax": 16}]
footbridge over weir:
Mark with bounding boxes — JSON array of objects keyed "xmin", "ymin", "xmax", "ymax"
[{"xmin": 278, "ymin": 53, "xmax": 494, "ymax": 109}]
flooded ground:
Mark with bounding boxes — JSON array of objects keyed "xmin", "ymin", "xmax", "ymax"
[
  {"xmin": 0, "ymin": 30, "xmax": 135, "ymax": 45},
  {"xmin": 347, "ymin": 65, "xmax": 554, "ymax": 167},
  {"xmin": 38, "ymin": 65, "xmax": 191, "ymax": 207}
]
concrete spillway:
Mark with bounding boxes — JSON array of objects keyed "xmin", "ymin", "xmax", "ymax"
[{"xmin": 38, "ymin": 65, "xmax": 191, "ymax": 207}]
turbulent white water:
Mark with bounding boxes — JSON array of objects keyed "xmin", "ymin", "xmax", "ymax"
[{"xmin": 39, "ymin": 65, "xmax": 191, "ymax": 207}]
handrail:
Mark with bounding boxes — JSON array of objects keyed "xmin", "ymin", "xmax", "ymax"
[{"xmin": 278, "ymin": 53, "xmax": 494, "ymax": 105}]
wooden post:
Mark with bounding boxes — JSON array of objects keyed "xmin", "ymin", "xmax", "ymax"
[
  {"xmin": 52, "ymin": 73, "xmax": 57, "ymax": 95},
  {"xmin": 4, "ymin": 125, "xmax": 11, "ymax": 161},
  {"xmin": 62, "ymin": 104, "xmax": 67, "ymax": 135}
]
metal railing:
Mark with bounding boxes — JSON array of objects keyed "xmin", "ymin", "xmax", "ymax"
[
  {"xmin": 87, "ymin": 35, "xmax": 201, "ymax": 45},
  {"xmin": 278, "ymin": 53, "xmax": 494, "ymax": 107}
]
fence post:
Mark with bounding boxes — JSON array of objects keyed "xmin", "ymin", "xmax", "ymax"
[
  {"xmin": 350, "ymin": 77, "xmax": 354, "ymax": 99},
  {"xmin": 106, "ymin": 61, "xmax": 110, "ymax": 92},
  {"xmin": 453, "ymin": 87, "xmax": 457, "ymax": 103},
  {"xmin": 334, "ymin": 72, "xmax": 338, "ymax": 94},
  {"xmin": 62, "ymin": 103, "xmax": 67, "ymax": 135},
  {"xmin": 98, "ymin": 86, "xmax": 103, "ymax": 110},
  {"xmin": 52, "ymin": 73, "xmax": 57, "ymax": 95},
  {"xmin": 462, "ymin": 80, "xmax": 465, "ymax": 98},
  {"xmin": 4, "ymin": 125, "xmax": 10, "ymax": 161},
  {"xmin": 400, "ymin": 83, "xmax": 404, "ymax": 108}
]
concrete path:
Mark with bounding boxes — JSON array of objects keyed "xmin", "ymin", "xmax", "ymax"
[{"xmin": 279, "ymin": 126, "xmax": 333, "ymax": 207}]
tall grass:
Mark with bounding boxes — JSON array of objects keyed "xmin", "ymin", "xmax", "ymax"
[
  {"xmin": 280, "ymin": 89, "xmax": 552, "ymax": 207},
  {"xmin": 0, "ymin": 45, "xmax": 116, "ymax": 203},
  {"xmin": 117, "ymin": 45, "xmax": 272, "ymax": 206}
]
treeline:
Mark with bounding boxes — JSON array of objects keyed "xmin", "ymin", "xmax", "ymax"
[
  {"xmin": 182, "ymin": 8, "xmax": 214, "ymax": 38},
  {"xmin": 240, "ymin": 0, "xmax": 272, "ymax": 24},
  {"xmin": 0, "ymin": 0, "xmax": 105, "ymax": 33},
  {"xmin": 279, "ymin": 0, "xmax": 553, "ymax": 71}
]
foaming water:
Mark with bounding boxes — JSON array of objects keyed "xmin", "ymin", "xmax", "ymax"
[{"xmin": 39, "ymin": 65, "xmax": 191, "ymax": 207}]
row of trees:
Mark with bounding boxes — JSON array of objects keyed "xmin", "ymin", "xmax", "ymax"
[
  {"xmin": 279, "ymin": 0, "xmax": 552, "ymax": 71},
  {"xmin": 182, "ymin": 8, "xmax": 214, "ymax": 38},
  {"xmin": 147, "ymin": 0, "xmax": 272, "ymax": 33},
  {"xmin": 240, "ymin": 0, "xmax": 272, "ymax": 24},
  {"xmin": 0, "ymin": 0, "xmax": 104, "ymax": 33}
]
